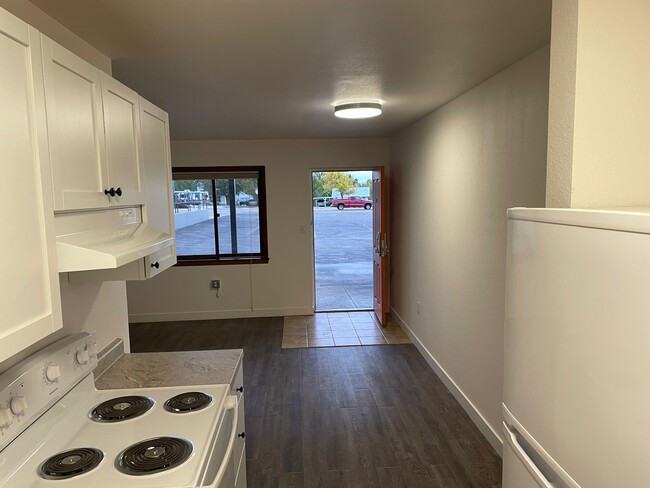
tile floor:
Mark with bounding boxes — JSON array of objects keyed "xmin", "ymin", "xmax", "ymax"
[{"xmin": 282, "ymin": 311, "xmax": 412, "ymax": 348}]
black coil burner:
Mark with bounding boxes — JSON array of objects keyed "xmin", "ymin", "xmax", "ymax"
[
  {"xmin": 116, "ymin": 437, "xmax": 193, "ymax": 475},
  {"xmin": 91, "ymin": 396, "xmax": 154, "ymax": 422},
  {"xmin": 39, "ymin": 447, "xmax": 104, "ymax": 480},
  {"xmin": 164, "ymin": 392, "xmax": 212, "ymax": 413}
]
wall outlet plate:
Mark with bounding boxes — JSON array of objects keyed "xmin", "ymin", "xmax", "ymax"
[{"xmin": 211, "ymin": 280, "xmax": 221, "ymax": 289}]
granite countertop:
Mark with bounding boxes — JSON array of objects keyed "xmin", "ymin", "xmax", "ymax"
[{"xmin": 94, "ymin": 348, "xmax": 243, "ymax": 390}]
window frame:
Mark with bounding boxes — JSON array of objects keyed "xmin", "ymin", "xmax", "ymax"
[{"xmin": 172, "ymin": 166, "xmax": 269, "ymax": 266}]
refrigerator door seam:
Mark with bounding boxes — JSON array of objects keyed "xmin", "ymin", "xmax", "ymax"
[
  {"xmin": 503, "ymin": 405, "xmax": 580, "ymax": 488},
  {"xmin": 503, "ymin": 422, "xmax": 555, "ymax": 488}
]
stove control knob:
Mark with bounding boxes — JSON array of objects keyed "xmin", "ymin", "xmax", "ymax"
[
  {"xmin": 10, "ymin": 396, "xmax": 28, "ymax": 416},
  {"xmin": 76, "ymin": 349, "xmax": 90, "ymax": 365},
  {"xmin": 88, "ymin": 343, "xmax": 98, "ymax": 357},
  {"xmin": 0, "ymin": 407, "xmax": 12, "ymax": 427},
  {"xmin": 46, "ymin": 364, "xmax": 61, "ymax": 382}
]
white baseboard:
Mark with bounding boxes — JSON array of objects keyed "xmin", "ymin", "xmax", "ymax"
[
  {"xmin": 390, "ymin": 307, "xmax": 503, "ymax": 456},
  {"xmin": 129, "ymin": 307, "xmax": 314, "ymax": 323}
]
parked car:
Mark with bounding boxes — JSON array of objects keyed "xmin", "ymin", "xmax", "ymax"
[
  {"xmin": 331, "ymin": 196, "xmax": 372, "ymax": 210},
  {"xmin": 314, "ymin": 197, "xmax": 333, "ymax": 207}
]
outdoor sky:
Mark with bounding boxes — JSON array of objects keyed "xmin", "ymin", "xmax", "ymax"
[{"xmin": 350, "ymin": 171, "xmax": 372, "ymax": 182}]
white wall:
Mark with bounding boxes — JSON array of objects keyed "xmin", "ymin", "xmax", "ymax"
[
  {"xmin": 546, "ymin": 0, "xmax": 650, "ymax": 208},
  {"xmin": 389, "ymin": 46, "xmax": 549, "ymax": 452},
  {"xmin": 127, "ymin": 138, "xmax": 389, "ymax": 322},
  {"xmin": 0, "ymin": 0, "xmax": 111, "ymax": 72}
]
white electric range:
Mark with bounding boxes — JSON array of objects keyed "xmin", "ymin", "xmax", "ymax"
[{"xmin": 0, "ymin": 333, "xmax": 242, "ymax": 488}]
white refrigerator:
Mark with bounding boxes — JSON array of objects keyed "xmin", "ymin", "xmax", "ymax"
[{"xmin": 502, "ymin": 208, "xmax": 650, "ymax": 488}]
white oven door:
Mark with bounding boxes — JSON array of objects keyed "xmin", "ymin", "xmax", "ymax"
[{"xmin": 201, "ymin": 396, "xmax": 239, "ymax": 487}]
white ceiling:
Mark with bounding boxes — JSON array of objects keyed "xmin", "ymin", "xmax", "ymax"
[{"xmin": 30, "ymin": 0, "xmax": 551, "ymax": 140}]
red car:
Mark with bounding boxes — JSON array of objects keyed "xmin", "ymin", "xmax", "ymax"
[{"xmin": 332, "ymin": 196, "xmax": 372, "ymax": 210}]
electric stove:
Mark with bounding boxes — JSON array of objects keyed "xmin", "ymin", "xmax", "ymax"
[{"xmin": 0, "ymin": 333, "xmax": 239, "ymax": 488}]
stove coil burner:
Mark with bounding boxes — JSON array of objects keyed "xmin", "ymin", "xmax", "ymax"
[
  {"xmin": 164, "ymin": 392, "xmax": 212, "ymax": 413},
  {"xmin": 91, "ymin": 396, "xmax": 154, "ymax": 422},
  {"xmin": 39, "ymin": 447, "xmax": 104, "ymax": 480},
  {"xmin": 117, "ymin": 437, "xmax": 193, "ymax": 475}
]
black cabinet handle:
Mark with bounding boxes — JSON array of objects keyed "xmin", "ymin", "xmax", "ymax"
[
  {"xmin": 238, "ymin": 432, "xmax": 245, "ymax": 439},
  {"xmin": 236, "ymin": 386, "xmax": 244, "ymax": 393},
  {"xmin": 104, "ymin": 188, "xmax": 115, "ymax": 197},
  {"xmin": 115, "ymin": 187, "xmax": 122, "ymax": 197},
  {"xmin": 151, "ymin": 262, "xmax": 160, "ymax": 269}
]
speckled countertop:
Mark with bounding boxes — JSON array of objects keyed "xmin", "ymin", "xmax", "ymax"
[{"xmin": 94, "ymin": 349, "xmax": 243, "ymax": 390}]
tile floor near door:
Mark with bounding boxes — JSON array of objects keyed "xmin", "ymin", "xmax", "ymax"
[{"xmin": 282, "ymin": 312, "xmax": 412, "ymax": 348}]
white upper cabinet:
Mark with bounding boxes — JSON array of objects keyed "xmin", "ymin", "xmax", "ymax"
[
  {"xmin": 41, "ymin": 37, "xmax": 146, "ymax": 211},
  {"xmin": 101, "ymin": 73, "xmax": 145, "ymax": 206},
  {"xmin": 41, "ymin": 35, "xmax": 108, "ymax": 211},
  {"xmin": 140, "ymin": 97, "xmax": 176, "ymax": 277},
  {"xmin": 0, "ymin": 10, "xmax": 62, "ymax": 362}
]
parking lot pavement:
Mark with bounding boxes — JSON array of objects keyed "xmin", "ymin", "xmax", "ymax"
[
  {"xmin": 174, "ymin": 205, "xmax": 373, "ymax": 309},
  {"xmin": 175, "ymin": 206, "xmax": 261, "ymax": 256},
  {"xmin": 314, "ymin": 206, "xmax": 373, "ymax": 310}
]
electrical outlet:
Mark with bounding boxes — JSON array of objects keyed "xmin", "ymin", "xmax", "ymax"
[
  {"xmin": 211, "ymin": 280, "xmax": 221, "ymax": 290},
  {"xmin": 417, "ymin": 301, "xmax": 421, "ymax": 315}
]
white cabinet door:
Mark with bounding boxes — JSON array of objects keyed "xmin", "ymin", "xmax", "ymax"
[
  {"xmin": 41, "ymin": 35, "xmax": 108, "ymax": 211},
  {"xmin": 140, "ymin": 97, "xmax": 176, "ymax": 278},
  {"xmin": 0, "ymin": 10, "xmax": 62, "ymax": 363},
  {"xmin": 101, "ymin": 73, "xmax": 145, "ymax": 207}
]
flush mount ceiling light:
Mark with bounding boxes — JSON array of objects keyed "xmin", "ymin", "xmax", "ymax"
[{"xmin": 334, "ymin": 101, "xmax": 382, "ymax": 119}]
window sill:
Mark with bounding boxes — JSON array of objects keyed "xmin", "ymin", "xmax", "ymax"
[{"xmin": 174, "ymin": 257, "xmax": 269, "ymax": 267}]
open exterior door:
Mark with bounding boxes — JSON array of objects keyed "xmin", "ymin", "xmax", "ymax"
[{"xmin": 372, "ymin": 167, "xmax": 387, "ymax": 326}]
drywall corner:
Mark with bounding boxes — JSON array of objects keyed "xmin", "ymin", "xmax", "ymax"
[{"xmin": 545, "ymin": 0, "xmax": 578, "ymax": 208}]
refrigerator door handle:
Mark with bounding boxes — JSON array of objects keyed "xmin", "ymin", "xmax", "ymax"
[{"xmin": 503, "ymin": 422, "xmax": 555, "ymax": 488}]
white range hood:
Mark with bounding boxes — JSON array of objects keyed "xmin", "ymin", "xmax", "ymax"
[{"xmin": 55, "ymin": 207, "xmax": 173, "ymax": 273}]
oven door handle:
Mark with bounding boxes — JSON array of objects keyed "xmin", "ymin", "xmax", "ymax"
[{"xmin": 205, "ymin": 395, "xmax": 239, "ymax": 488}]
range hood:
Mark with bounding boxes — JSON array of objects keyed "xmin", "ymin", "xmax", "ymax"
[{"xmin": 55, "ymin": 207, "xmax": 173, "ymax": 273}]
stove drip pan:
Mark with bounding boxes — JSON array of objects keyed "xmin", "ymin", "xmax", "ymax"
[
  {"xmin": 39, "ymin": 447, "xmax": 104, "ymax": 480},
  {"xmin": 91, "ymin": 396, "xmax": 154, "ymax": 422},
  {"xmin": 116, "ymin": 437, "xmax": 193, "ymax": 476},
  {"xmin": 164, "ymin": 392, "xmax": 212, "ymax": 413}
]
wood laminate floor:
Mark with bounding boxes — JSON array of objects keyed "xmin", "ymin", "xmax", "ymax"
[{"xmin": 130, "ymin": 317, "xmax": 502, "ymax": 488}]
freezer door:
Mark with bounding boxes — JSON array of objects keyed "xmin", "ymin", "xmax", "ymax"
[{"xmin": 504, "ymin": 216, "xmax": 650, "ymax": 487}]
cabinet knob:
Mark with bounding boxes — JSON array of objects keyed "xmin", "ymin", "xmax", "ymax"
[
  {"xmin": 151, "ymin": 262, "xmax": 160, "ymax": 269},
  {"xmin": 115, "ymin": 187, "xmax": 123, "ymax": 197},
  {"xmin": 236, "ymin": 386, "xmax": 244, "ymax": 393},
  {"xmin": 104, "ymin": 188, "xmax": 116, "ymax": 197},
  {"xmin": 238, "ymin": 432, "xmax": 245, "ymax": 439}
]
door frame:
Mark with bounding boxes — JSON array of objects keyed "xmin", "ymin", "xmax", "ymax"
[{"xmin": 309, "ymin": 166, "xmax": 387, "ymax": 315}]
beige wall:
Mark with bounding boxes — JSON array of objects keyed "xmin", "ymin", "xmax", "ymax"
[
  {"xmin": 389, "ymin": 46, "xmax": 549, "ymax": 451},
  {"xmin": 127, "ymin": 138, "xmax": 389, "ymax": 322},
  {"xmin": 546, "ymin": 0, "xmax": 650, "ymax": 207},
  {"xmin": 0, "ymin": 0, "xmax": 111, "ymax": 72}
]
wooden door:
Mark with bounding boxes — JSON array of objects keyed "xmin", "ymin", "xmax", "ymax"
[
  {"xmin": 0, "ymin": 11, "xmax": 63, "ymax": 362},
  {"xmin": 41, "ymin": 35, "xmax": 108, "ymax": 210},
  {"xmin": 372, "ymin": 167, "xmax": 387, "ymax": 325},
  {"xmin": 101, "ymin": 72, "xmax": 145, "ymax": 206},
  {"xmin": 140, "ymin": 97, "xmax": 177, "ymax": 278}
]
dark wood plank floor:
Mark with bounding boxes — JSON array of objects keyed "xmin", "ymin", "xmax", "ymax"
[{"xmin": 130, "ymin": 317, "xmax": 501, "ymax": 488}]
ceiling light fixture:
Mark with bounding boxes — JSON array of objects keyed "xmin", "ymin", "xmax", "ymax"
[{"xmin": 334, "ymin": 101, "xmax": 382, "ymax": 119}]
